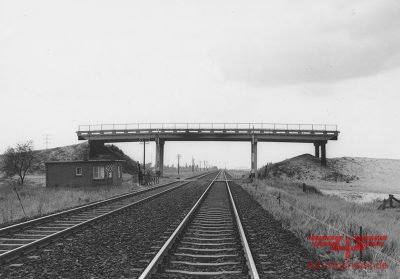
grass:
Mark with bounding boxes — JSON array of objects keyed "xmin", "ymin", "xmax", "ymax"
[
  {"xmin": 0, "ymin": 173, "xmax": 165, "ymax": 226},
  {"xmin": 0, "ymin": 167, "xmax": 204, "ymax": 226},
  {"xmin": 240, "ymin": 178, "xmax": 400, "ymax": 279}
]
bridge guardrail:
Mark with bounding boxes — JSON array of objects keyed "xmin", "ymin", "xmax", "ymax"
[{"xmin": 78, "ymin": 123, "xmax": 338, "ymax": 132}]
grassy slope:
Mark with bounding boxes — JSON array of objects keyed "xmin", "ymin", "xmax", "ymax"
[
  {"xmin": 237, "ymin": 154, "xmax": 400, "ymax": 277},
  {"xmin": 258, "ymin": 154, "xmax": 400, "ymax": 194},
  {"xmin": 240, "ymin": 179, "xmax": 400, "ymax": 278},
  {"xmin": 259, "ymin": 154, "xmax": 359, "ymax": 182},
  {"xmin": 23, "ymin": 142, "xmax": 140, "ymax": 175}
]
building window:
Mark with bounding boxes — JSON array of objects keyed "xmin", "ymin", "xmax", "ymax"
[
  {"xmin": 93, "ymin": 166, "xmax": 105, "ymax": 180},
  {"xmin": 76, "ymin": 167, "xmax": 82, "ymax": 176},
  {"xmin": 118, "ymin": 165, "xmax": 121, "ymax": 178}
]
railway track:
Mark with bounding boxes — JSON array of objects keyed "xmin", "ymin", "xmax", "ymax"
[
  {"xmin": 139, "ymin": 170, "xmax": 259, "ymax": 278},
  {"xmin": 0, "ymin": 171, "xmax": 216, "ymax": 265}
]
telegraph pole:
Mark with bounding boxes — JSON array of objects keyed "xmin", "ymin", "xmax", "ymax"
[
  {"xmin": 43, "ymin": 134, "xmax": 51, "ymax": 150},
  {"xmin": 192, "ymin": 157, "xmax": 195, "ymax": 172},
  {"xmin": 177, "ymin": 154, "xmax": 182, "ymax": 175}
]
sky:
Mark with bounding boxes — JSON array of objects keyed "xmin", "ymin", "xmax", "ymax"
[{"xmin": 1, "ymin": 0, "xmax": 400, "ymax": 169}]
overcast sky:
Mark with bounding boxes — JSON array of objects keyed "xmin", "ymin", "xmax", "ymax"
[{"xmin": 1, "ymin": 0, "xmax": 400, "ymax": 168}]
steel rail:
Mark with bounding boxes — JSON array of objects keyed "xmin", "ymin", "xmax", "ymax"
[
  {"xmin": 0, "ymin": 171, "xmax": 211, "ymax": 237},
  {"xmin": 139, "ymin": 170, "xmax": 259, "ymax": 278},
  {"xmin": 138, "ymin": 170, "xmax": 222, "ymax": 279},
  {"xmin": 0, "ymin": 171, "xmax": 216, "ymax": 265},
  {"xmin": 223, "ymin": 171, "xmax": 260, "ymax": 279}
]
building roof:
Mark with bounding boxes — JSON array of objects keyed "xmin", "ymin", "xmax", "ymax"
[{"xmin": 45, "ymin": 160, "xmax": 125, "ymax": 164}]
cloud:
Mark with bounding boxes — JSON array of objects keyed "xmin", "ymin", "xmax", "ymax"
[{"xmin": 211, "ymin": 0, "xmax": 400, "ymax": 87}]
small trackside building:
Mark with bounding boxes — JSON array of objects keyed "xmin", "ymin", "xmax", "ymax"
[{"xmin": 45, "ymin": 160, "xmax": 124, "ymax": 187}]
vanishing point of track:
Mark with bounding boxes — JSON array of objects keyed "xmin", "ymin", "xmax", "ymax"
[
  {"xmin": 139, "ymin": 170, "xmax": 259, "ymax": 278},
  {"xmin": 0, "ymin": 172, "xmax": 216, "ymax": 265}
]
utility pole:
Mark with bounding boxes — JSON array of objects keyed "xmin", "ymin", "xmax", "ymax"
[
  {"xmin": 192, "ymin": 157, "xmax": 195, "ymax": 172},
  {"xmin": 177, "ymin": 154, "xmax": 182, "ymax": 175},
  {"xmin": 43, "ymin": 134, "xmax": 51, "ymax": 150}
]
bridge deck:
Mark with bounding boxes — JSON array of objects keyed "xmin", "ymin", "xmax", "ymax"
[{"xmin": 77, "ymin": 123, "xmax": 339, "ymax": 143}]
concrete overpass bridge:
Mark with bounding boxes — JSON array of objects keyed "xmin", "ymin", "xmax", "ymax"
[{"xmin": 77, "ymin": 123, "xmax": 340, "ymax": 178}]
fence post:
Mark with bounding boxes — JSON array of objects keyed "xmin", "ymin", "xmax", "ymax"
[
  {"xmin": 12, "ymin": 183, "xmax": 27, "ymax": 217},
  {"xmin": 360, "ymin": 226, "xmax": 363, "ymax": 261}
]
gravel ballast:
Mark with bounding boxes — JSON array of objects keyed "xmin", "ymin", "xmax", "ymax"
[
  {"xmin": 229, "ymin": 181, "xmax": 331, "ymax": 279},
  {"xmin": 0, "ymin": 177, "xmax": 214, "ymax": 278}
]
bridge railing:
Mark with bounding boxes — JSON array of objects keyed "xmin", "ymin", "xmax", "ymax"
[{"xmin": 78, "ymin": 123, "xmax": 338, "ymax": 132}]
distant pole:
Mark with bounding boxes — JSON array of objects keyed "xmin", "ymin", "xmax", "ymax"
[
  {"xmin": 192, "ymin": 157, "xmax": 195, "ymax": 172},
  {"xmin": 43, "ymin": 134, "xmax": 51, "ymax": 150},
  {"xmin": 177, "ymin": 154, "xmax": 181, "ymax": 175}
]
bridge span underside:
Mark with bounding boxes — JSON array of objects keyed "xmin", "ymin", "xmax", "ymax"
[{"xmin": 77, "ymin": 123, "xmax": 339, "ymax": 178}]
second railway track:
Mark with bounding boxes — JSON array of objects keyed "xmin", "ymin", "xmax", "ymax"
[
  {"xmin": 140, "ymin": 170, "xmax": 259, "ymax": 279},
  {"xmin": 0, "ymin": 171, "xmax": 216, "ymax": 265}
]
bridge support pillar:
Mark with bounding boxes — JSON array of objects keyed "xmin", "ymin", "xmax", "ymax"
[
  {"xmin": 251, "ymin": 139, "xmax": 258, "ymax": 179},
  {"xmin": 314, "ymin": 143, "xmax": 320, "ymax": 158},
  {"xmin": 156, "ymin": 139, "xmax": 165, "ymax": 176},
  {"xmin": 88, "ymin": 140, "xmax": 104, "ymax": 160},
  {"xmin": 321, "ymin": 143, "xmax": 326, "ymax": 166}
]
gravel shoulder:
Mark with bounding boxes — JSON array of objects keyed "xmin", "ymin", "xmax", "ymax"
[{"xmin": 229, "ymin": 181, "xmax": 331, "ymax": 279}]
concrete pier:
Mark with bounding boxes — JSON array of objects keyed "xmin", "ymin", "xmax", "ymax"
[
  {"xmin": 314, "ymin": 143, "xmax": 320, "ymax": 158},
  {"xmin": 321, "ymin": 143, "xmax": 327, "ymax": 166},
  {"xmin": 251, "ymin": 138, "xmax": 258, "ymax": 179},
  {"xmin": 156, "ymin": 139, "xmax": 165, "ymax": 176}
]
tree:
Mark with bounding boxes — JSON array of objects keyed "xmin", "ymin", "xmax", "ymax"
[{"xmin": 1, "ymin": 141, "xmax": 35, "ymax": 185}]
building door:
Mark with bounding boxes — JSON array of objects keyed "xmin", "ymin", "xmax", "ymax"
[{"xmin": 105, "ymin": 164, "xmax": 113, "ymax": 186}]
